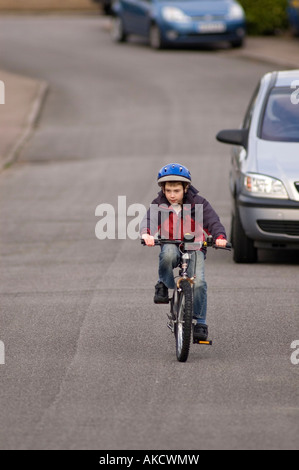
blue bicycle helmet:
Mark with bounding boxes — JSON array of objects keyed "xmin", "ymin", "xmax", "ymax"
[{"xmin": 157, "ymin": 163, "xmax": 192, "ymax": 186}]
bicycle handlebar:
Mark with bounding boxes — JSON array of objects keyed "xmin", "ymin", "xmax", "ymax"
[{"xmin": 141, "ymin": 238, "xmax": 232, "ymax": 251}]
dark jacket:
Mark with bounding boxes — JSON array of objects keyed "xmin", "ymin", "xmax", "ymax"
[{"xmin": 140, "ymin": 185, "xmax": 227, "ymax": 242}]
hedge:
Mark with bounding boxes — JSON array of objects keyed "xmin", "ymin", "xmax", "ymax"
[{"xmin": 238, "ymin": 0, "xmax": 289, "ymax": 35}]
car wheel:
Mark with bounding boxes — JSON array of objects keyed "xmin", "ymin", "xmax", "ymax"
[
  {"xmin": 112, "ymin": 17, "xmax": 127, "ymax": 43},
  {"xmin": 232, "ymin": 205, "xmax": 258, "ymax": 264},
  {"xmin": 231, "ymin": 38, "xmax": 244, "ymax": 49},
  {"xmin": 103, "ymin": 3, "xmax": 112, "ymax": 16},
  {"xmin": 149, "ymin": 24, "xmax": 164, "ymax": 50}
]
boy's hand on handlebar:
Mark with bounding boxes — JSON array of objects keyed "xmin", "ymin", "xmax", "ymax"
[
  {"xmin": 142, "ymin": 234, "xmax": 155, "ymax": 247},
  {"xmin": 215, "ymin": 238, "xmax": 229, "ymax": 248}
]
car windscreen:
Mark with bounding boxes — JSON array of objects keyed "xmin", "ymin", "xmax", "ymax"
[{"xmin": 261, "ymin": 87, "xmax": 299, "ymax": 143}]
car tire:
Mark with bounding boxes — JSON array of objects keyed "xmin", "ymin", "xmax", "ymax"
[
  {"xmin": 112, "ymin": 17, "xmax": 127, "ymax": 43},
  {"xmin": 232, "ymin": 204, "xmax": 258, "ymax": 264},
  {"xmin": 149, "ymin": 24, "xmax": 165, "ymax": 50},
  {"xmin": 231, "ymin": 38, "xmax": 244, "ymax": 49},
  {"xmin": 103, "ymin": 3, "xmax": 112, "ymax": 16}
]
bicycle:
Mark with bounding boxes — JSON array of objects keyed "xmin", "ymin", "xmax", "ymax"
[{"xmin": 141, "ymin": 234, "xmax": 231, "ymax": 363}]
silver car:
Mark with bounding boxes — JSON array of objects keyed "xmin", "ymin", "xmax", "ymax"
[{"xmin": 217, "ymin": 70, "xmax": 299, "ymax": 263}]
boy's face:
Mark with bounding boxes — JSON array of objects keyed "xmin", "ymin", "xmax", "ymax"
[{"xmin": 163, "ymin": 182, "xmax": 185, "ymax": 205}]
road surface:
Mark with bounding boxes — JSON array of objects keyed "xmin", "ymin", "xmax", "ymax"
[{"xmin": 0, "ymin": 15, "xmax": 298, "ymax": 450}]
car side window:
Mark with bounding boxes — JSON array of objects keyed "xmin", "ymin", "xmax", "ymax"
[{"xmin": 242, "ymin": 84, "xmax": 260, "ymax": 130}]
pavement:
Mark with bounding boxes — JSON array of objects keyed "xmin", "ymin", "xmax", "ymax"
[
  {"xmin": 0, "ymin": 0, "xmax": 98, "ymax": 11},
  {"xmin": 0, "ymin": 27, "xmax": 298, "ymax": 173},
  {"xmin": 232, "ymin": 35, "xmax": 299, "ymax": 68},
  {"xmin": 0, "ymin": 70, "xmax": 48, "ymax": 171}
]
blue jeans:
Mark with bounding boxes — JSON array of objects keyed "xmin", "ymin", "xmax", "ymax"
[{"xmin": 158, "ymin": 245, "xmax": 207, "ymax": 325}]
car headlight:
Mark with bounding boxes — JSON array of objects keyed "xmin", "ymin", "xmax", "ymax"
[
  {"xmin": 162, "ymin": 7, "xmax": 191, "ymax": 23},
  {"xmin": 228, "ymin": 4, "xmax": 245, "ymax": 20},
  {"xmin": 243, "ymin": 173, "xmax": 289, "ymax": 199}
]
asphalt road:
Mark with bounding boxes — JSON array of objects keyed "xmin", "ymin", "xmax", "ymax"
[{"xmin": 0, "ymin": 15, "xmax": 299, "ymax": 451}]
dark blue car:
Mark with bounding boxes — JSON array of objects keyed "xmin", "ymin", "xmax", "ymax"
[
  {"xmin": 288, "ymin": 0, "xmax": 299, "ymax": 35},
  {"xmin": 112, "ymin": 0, "xmax": 246, "ymax": 49}
]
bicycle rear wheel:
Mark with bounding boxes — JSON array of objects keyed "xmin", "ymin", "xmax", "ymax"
[{"xmin": 175, "ymin": 280, "xmax": 193, "ymax": 363}]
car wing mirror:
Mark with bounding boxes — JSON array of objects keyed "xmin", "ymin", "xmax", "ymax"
[{"xmin": 216, "ymin": 129, "xmax": 249, "ymax": 149}]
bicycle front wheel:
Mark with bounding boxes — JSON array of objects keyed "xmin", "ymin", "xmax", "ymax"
[{"xmin": 175, "ymin": 280, "xmax": 193, "ymax": 363}]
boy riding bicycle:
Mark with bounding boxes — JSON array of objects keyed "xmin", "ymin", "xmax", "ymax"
[{"xmin": 140, "ymin": 163, "xmax": 228, "ymax": 342}]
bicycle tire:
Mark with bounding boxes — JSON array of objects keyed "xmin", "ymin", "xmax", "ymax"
[{"xmin": 175, "ymin": 280, "xmax": 193, "ymax": 363}]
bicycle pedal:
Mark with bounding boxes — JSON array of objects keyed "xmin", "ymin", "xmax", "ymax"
[{"xmin": 193, "ymin": 339, "xmax": 213, "ymax": 346}]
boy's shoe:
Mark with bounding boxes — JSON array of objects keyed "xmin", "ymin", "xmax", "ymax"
[
  {"xmin": 193, "ymin": 324, "xmax": 209, "ymax": 341},
  {"xmin": 154, "ymin": 282, "xmax": 169, "ymax": 304}
]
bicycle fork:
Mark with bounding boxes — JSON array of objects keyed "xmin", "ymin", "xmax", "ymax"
[{"xmin": 167, "ymin": 252, "xmax": 194, "ymax": 333}]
